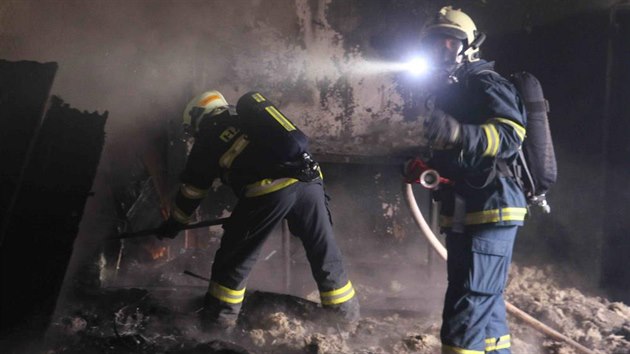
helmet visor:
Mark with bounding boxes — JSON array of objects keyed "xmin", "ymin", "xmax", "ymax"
[
  {"xmin": 423, "ymin": 25, "xmax": 468, "ymax": 41},
  {"xmin": 422, "ymin": 33, "xmax": 464, "ymax": 72}
]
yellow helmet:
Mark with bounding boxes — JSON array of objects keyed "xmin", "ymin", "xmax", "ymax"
[
  {"xmin": 421, "ymin": 6, "xmax": 483, "ymax": 62},
  {"xmin": 183, "ymin": 90, "xmax": 229, "ymax": 132}
]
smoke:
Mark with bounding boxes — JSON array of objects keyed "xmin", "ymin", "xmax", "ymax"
[
  {"xmin": 0, "ymin": 0, "xmax": 445, "ymax": 325},
  {"xmin": 0, "ymin": 0, "xmax": 429, "ymax": 147}
]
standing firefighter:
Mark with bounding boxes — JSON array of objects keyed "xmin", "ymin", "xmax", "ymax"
[
  {"xmin": 157, "ymin": 90, "xmax": 359, "ymax": 331},
  {"xmin": 414, "ymin": 6, "xmax": 527, "ymax": 354}
]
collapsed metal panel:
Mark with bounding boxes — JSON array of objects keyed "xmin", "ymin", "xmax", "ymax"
[
  {"xmin": 0, "ymin": 59, "xmax": 57, "ymax": 340},
  {"xmin": 0, "ymin": 59, "xmax": 57, "ymax": 238},
  {"xmin": 0, "ymin": 77, "xmax": 107, "ymax": 345}
]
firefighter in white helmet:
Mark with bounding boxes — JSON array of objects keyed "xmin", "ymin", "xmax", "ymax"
[
  {"xmin": 156, "ymin": 90, "xmax": 359, "ymax": 332},
  {"xmin": 410, "ymin": 6, "xmax": 528, "ymax": 354}
]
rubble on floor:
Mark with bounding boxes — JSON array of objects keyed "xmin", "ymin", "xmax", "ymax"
[
  {"xmin": 41, "ymin": 264, "xmax": 630, "ymax": 354},
  {"xmin": 506, "ymin": 264, "xmax": 630, "ymax": 354}
]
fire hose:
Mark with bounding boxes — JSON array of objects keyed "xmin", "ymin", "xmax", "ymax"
[{"xmin": 403, "ymin": 182, "xmax": 595, "ymax": 354}]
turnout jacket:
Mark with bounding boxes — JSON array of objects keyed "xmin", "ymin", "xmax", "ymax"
[
  {"xmin": 170, "ymin": 108, "xmax": 309, "ymax": 224},
  {"xmin": 428, "ymin": 60, "xmax": 528, "ymax": 228}
]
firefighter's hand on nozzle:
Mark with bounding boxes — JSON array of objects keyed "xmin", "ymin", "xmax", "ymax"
[
  {"xmin": 156, "ymin": 217, "xmax": 184, "ymax": 240},
  {"xmin": 403, "ymin": 158, "xmax": 425, "ymax": 184},
  {"xmin": 423, "ymin": 108, "xmax": 462, "ymax": 150}
]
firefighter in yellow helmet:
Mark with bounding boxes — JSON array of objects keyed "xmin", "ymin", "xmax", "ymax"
[
  {"xmin": 421, "ymin": 5, "xmax": 484, "ymax": 85},
  {"xmin": 156, "ymin": 90, "xmax": 359, "ymax": 332},
  {"xmin": 415, "ymin": 6, "xmax": 527, "ymax": 354}
]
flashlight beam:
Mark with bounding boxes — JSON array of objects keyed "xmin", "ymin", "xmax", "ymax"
[{"xmin": 345, "ymin": 58, "xmax": 430, "ymax": 76}]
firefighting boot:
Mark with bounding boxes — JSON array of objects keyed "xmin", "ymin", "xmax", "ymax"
[
  {"xmin": 324, "ymin": 296, "xmax": 360, "ymax": 330},
  {"xmin": 199, "ymin": 292, "xmax": 240, "ymax": 334}
]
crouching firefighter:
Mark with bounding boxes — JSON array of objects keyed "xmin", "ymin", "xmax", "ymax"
[
  {"xmin": 156, "ymin": 90, "xmax": 359, "ymax": 331},
  {"xmin": 413, "ymin": 6, "xmax": 528, "ymax": 354}
]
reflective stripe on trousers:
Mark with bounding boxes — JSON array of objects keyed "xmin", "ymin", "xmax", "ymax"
[
  {"xmin": 441, "ymin": 335, "xmax": 512, "ymax": 353},
  {"xmin": 320, "ymin": 281, "xmax": 356, "ymax": 306},
  {"xmin": 443, "ymin": 345, "xmax": 484, "ymax": 354},
  {"xmin": 485, "ymin": 335, "xmax": 511, "ymax": 352},
  {"xmin": 207, "ymin": 179, "xmax": 354, "ymax": 324},
  {"xmin": 440, "ymin": 225, "xmax": 517, "ymax": 354},
  {"xmin": 208, "ymin": 281, "xmax": 245, "ymax": 304}
]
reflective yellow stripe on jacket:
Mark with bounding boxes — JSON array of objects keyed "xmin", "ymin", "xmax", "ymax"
[
  {"xmin": 320, "ymin": 281, "xmax": 356, "ymax": 306},
  {"xmin": 481, "ymin": 117, "xmax": 526, "ymax": 157},
  {"xmin": 491, "ymin": 118, "xmax": 526, "ymax": 141},
  {"xmin": 244, "ymin": 178, "xmax": 300, "ymax": 197},
  {"xmin": 172, "ymin": 205, "xmax": 193, "ymax": 224},
  {"xmin": 208, "ymin": 281, "xmax": 246, "ymax": 304},
  {"xmin": 481, "ymin": 123, "xmax": 500, "ymax": 157},
  {"xmin": 180, "ymin": 183, "xmax": 209, "ymax": 199},
  {"xmin": 219, "ymin": 135, "xmax": 250, "ymax": 169},
  {"xmin": 440, "ymin": 207, "xmax": 527, "ymax": 227}
]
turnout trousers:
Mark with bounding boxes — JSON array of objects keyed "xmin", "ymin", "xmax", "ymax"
[
  {"xmin": 202, "ymin": 178, "xmax": 358, "ymax": 327},
  {"xmin": 441, "ymin": 225, "xmax": 518, "ymax": 354}
]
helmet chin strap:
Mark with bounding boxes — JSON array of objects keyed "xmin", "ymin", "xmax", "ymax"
[
  {"xmin": 461, "ymin": 32, "xmax": 486, "ymax": 60},
  {"xmin": 441, "ymin": 31, "xmax": 486, "ymax": 84}
]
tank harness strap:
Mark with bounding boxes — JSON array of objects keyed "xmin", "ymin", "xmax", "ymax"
[
  {"xmin": 524, "ymin": 99, "xmax": 550, "ymax": 114},
  {"xmin": 496, "ymin": 150, "xmax": 536, "ymax": 198},
  {"xmin": 223, "ymin": 152, "xmax": 321, "ymax": 189},
  {"xmin": 452, "ymin": 193, "xmax": 466, "ymax": 233}
]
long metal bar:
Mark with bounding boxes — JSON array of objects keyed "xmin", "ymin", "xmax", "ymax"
[{"xmin": 112, "ymin": 217, "xmax": 229, "ymax": 240}]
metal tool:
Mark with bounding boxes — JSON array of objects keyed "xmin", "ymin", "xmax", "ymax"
[{"xmin": 111, "ymin": 217, "xmax": 229, "ymax": 240}]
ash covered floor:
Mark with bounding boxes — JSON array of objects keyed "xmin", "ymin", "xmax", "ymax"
[{"xmin": 40, "ymin": 262, "xmax": 630, "ymax": 354}]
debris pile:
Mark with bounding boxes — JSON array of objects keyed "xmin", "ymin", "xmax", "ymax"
[
  {"xmin": 506, "ymin": 265, "xmax": 630, "ymax": 354},
  {"xmin": 41, "ymin": 264, "xmax": 630, "ymax": 354}
]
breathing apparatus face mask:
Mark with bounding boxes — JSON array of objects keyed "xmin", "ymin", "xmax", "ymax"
[{"xmin": 422, "ymin": 33, "xmax": 465, "ymax": 85}]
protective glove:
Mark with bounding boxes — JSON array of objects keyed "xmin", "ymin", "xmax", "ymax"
[
  {"xmin": 155, "ymin": 217, "xmax": 185, "ymax": 240},
  {"xmin": 403, "ymin": 158, "xmax": 427, "ymax": 184},
  {"xmin": 423, "ymin": 108, "xmax": 462, "ymax": 150}
]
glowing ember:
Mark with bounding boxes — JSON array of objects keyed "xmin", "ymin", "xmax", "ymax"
[{"xmin": 150, "ymin": 247, "xmax": 168, "ymax": 260}]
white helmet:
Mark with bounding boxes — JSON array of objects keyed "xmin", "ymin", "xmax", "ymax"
[
  {"xmin": 183, "ymin": 90, "xmax": 229, "ymax": 132},
  {"xmin": 421, "ymin": 6, "xmax": 483, "ymax": 62}
]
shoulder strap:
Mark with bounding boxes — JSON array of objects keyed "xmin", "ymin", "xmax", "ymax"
[
  {"xmin": 516, "ymin": 149, "xmax": 536, "ymax": 197},
  {"xmin": 475, "ymin": 69, "xmax": 498, "ymax": 76}
]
